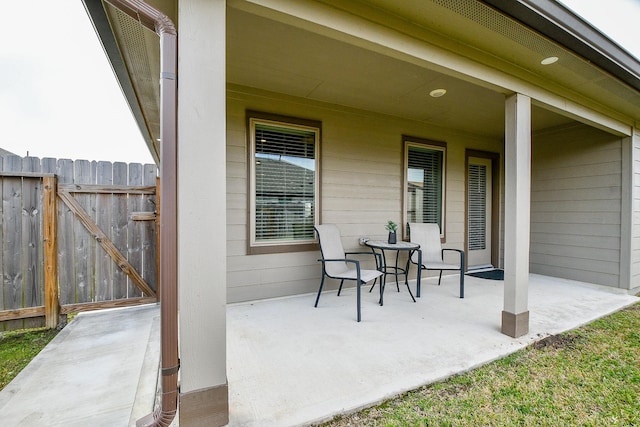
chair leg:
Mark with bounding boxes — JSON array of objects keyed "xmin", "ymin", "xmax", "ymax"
[
  {"xmin": 357, "ymin": 281, "xmax": 362, "ymax": 322},
  {"xmin": 415, "ymin": 254, "xmax": 422, "ymax": 298},
  {"xmin": 314, "ymin": 275, "xmax": 326, "ymax": 307},
  {"xmin": 437, "ymin": 271, "xmax": 443, "ymax": 286},
  {"xmin": 368, "ymin": 278, "xmax": 377, "ymax": 293},
  {"xmin": 403, "ymin": 260, "xmax": 414, "ymax": 302},
  {"xmin": 379, "ymin": 274, "xmax": 386, "ymax": 306},
  {"xmin": 404, "ymin": 260, "xmax": 411, "ymax": 288},
  {"xmin": 337, "ymin": 279, "xmax": 345, "ymax": 296},
  {"xmin": 405, "ymin": 281, "xmax": 416, "ymax": 302},
  {"xmin": 459, "ymin": 251, "xmax": 465, "ymax": 298}
]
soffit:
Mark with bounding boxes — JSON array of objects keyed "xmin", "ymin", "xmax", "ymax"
[
  {"xmin": 340, "ymin": 0, "xmax": 640, "ymax": 121},
  {"xmin": 100, "ymin": 0, "xmax": 640, "ymax": 143},
  {"xmin": 103, "ymin": 1, "xmax": 162, "ymax": 158},
  {"xmin": 227, "ymin": 5, "xmax": 570, "ymax": 138}
]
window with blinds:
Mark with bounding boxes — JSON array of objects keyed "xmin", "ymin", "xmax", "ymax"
[
  {"xmin": 249, "ymin": 115, "xmax": 319, "ymax": 251},
  {"xmin": 468, "ymin": 164, "xmax": 487, "ymax": 250},
  {"xmin": 404, "ymin": 140, "xmax": 446, "ymax": 234}
]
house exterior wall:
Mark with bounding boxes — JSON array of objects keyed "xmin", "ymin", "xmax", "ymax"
[
  {"xmin": 531, "ymin": 124, "xmax": 623, "ymax": 288},
  {"xmin": 227, "ymin": 85, "xmax": 502, "ymax": 303}
]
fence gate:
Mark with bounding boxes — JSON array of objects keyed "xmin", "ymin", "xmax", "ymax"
[{"xmin": 0, "ymin": 156, "xmax": 158, "ymax": 331}]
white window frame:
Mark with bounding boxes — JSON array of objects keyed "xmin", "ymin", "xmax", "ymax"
[
  {"xmin": 248, "ymin": 113, "xmax": 321, "ymax": 254},
  {"xmin": 403, "ymin": 137, "xmax": 447, "ymax": 240}
]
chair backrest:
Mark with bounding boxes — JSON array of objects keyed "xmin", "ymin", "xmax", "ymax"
[
  {"xmin": 315, "ymin": 224, "xmax": 349, "ymax": 276},
  {"xmin": 409, "ymin": 223, "xmax": 443, "ymax": 264}
]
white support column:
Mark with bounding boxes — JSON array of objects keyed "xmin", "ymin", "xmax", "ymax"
[
  {"xmin": 502, "ymin": 93, "xmax": 531, "ymax": 338},
  {"xmin": 178, "ymin": 1, "xmax": 228, "ymax": 425}
]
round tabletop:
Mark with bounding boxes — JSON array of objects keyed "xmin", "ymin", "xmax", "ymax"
[{"xmin": 365, "ymin": 240, "xmax": 420, "ymax": 250}]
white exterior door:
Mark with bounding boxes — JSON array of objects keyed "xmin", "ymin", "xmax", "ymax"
[{"xmin": 467, "ymin": 157, "xmax": 492, "ymax": 269}]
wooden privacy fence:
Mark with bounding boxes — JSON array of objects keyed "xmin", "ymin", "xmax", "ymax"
[{"xmin": 0, "ymin": 155, "xmax": 158, "ymax": 331}]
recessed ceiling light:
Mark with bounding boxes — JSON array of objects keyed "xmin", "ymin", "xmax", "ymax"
[
  {"xmin": 541, "ymin": 56, "xmax": 559, "ymax": 65},
  {"xmin": 429, "ymin": 88, "xmax": 447, "ymax": 98}
]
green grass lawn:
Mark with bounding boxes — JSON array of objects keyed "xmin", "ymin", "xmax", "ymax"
[
  {"xmin": 0, "ymin": 328, "xmax": 59, "ymax": 391},
  {"xmin": 323, "ymin": 302, "xmax": 640, "ymax": 427}
]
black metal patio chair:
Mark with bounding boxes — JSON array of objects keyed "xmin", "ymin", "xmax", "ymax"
[
  {"xmin": 408, "ymin": 223, "xmax": 465, "ymax": 298},
  {"xmin": 314, "ymin": 224, "xmax": 382, "ymax": 322}
]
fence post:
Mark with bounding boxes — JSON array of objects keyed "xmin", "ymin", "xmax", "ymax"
[{"xmin": 43, "ymin": 176, "xmax": 60, "ymax": 329}]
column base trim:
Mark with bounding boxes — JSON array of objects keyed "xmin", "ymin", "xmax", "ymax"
[
  {"xmin": 501, "ymin": 310, "xmax": 529, "ymax": 338},
  {"xmin": 179, "ymin": 382, "xmax": 229, "ymax": 427}
]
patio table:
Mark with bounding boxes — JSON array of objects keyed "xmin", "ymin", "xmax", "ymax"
[{"xmin": 364, "ymin": 240, "xmax": 422, "ymax": 306}]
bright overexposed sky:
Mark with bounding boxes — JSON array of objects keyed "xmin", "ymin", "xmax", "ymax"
[
  {"xmin": 561, "ymin": 0, "xmax": 640, "ymax": 60},
  {"xmin": 0, "ymin": 1, "xmax": 639, "ymax": 165},
  {"xmin": 0, "ymin": 1, "xmax": 153, "ymax": 164}
]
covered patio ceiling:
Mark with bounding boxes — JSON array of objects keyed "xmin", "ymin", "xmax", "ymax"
[
  {"xmin": 89, "ymin": 0, "xmax": 640, "ymax": 157},
  {"xmin": 226, "ymin": 4, "xmax": 577, "ymax": 140}
]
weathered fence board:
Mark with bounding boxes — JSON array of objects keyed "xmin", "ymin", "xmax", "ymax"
[
  {"xmin": 96, "ymin": 161, "xmax": 113, "ymax": 302},
  {"xmin": 142, "ymin": 164, "xmax": 159, "ymax": 293},
  {"xmin": 41, "ymin": 158, "xmax": 58, "ymax": 334},
  {"xmin": 22, "ymin": 157, "xmax": 42, "ymax": 310},
  {"xmin": 57, "ymin": 159, "xmax": 75, "ymax": 308},
  {"xmin": 128, "ymin": 163, "xmax": 144, "ymax": 298},
  {"xmin": 143, "ymin": 165, "xmax": 157, "ymax": 294},
  {"xmin": 73, "ymin": 159, "xmax": 92, "ymax": 305},
  {"xmin": 2, "ymin": 157, "xmax": 23, "ymax": 330},
  {"xmin": 113, "ymin": 162, "xmax": 128, "ymax": 299},
  {"xmin": 43, "ymin": 176, "xmax": 59, "ymax": 328},
  {"xmin": 0, "ymin": 155, "xmax": 158, "ymax": 331}
]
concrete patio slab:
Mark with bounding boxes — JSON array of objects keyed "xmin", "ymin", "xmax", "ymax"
[
  {"xmin": 0, "ymin": 274, "xmax": 637, "ymax": 427},
  {"xmin": 226, "ymin": 274, "xmax": 639, "ymax": 426}
]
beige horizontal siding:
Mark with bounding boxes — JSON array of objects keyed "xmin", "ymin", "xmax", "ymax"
[
  {"xmin": 532, "ymin": 243, "xmax": 619, "ymax": 264},
  {"xmin": 530, "ymin": 250, "xmax": 620, "ymax": 274},
  {"xmin": 634, "ymin": 137, "xmax": 640, "ymax": 291},
  {"xmin": 532, "ymin": 232, "xmax": 620, "ymax": 250},
  {"xmin": 227, "ymin": 251, "xmax": 319, "ymax": 272},
  {"xmin": 530, "ymin": 222, "xmax": 621, "ymax": 237},
  {"xmin": 531, "ymin": 199, "xmax": 622, "ymax": 213},
  {"xmin": 533, "ymin": 174, "xmax": 621, "ymax": 192},
  {"xmin": 531, "ymin": 211, "xmax": 621, "ymax": 225},
  {"xmin": 530, "ymin": 263, "xmax": 620, "ymax": 288},
  {"xmin": 535, "ymin": 161, "xmax": 620, "ymax": 180},
  {"xmin": 226, "ymin": 85, "xmax": 501, "ymax": 302},
  {"xmin": 322, "ymin": 185, "xmax": 400, "ymax": 200},
  {"xmin": 227, "ymin": 192, "xmax": 245, "ymax": 210},
  {"xmin": 229, "ymin": 279, "xmax": 320, "ymax": 302},
  {"xmin": 228, "ymin": 264, "xmax": 320, "ymax": 287},
  {"xmin": 531, "ymin": 124, "xmax": 623, "ymax": 288}
]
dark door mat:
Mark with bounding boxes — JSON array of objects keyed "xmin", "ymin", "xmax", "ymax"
[{"xmin": 466, "ymin": 269, "xmax": 504, "ymax": 280}]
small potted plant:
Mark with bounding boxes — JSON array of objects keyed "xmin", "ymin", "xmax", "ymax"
[{"xmin": 385, "ymin": 220, "xmax": 398, "ymax": 244}]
